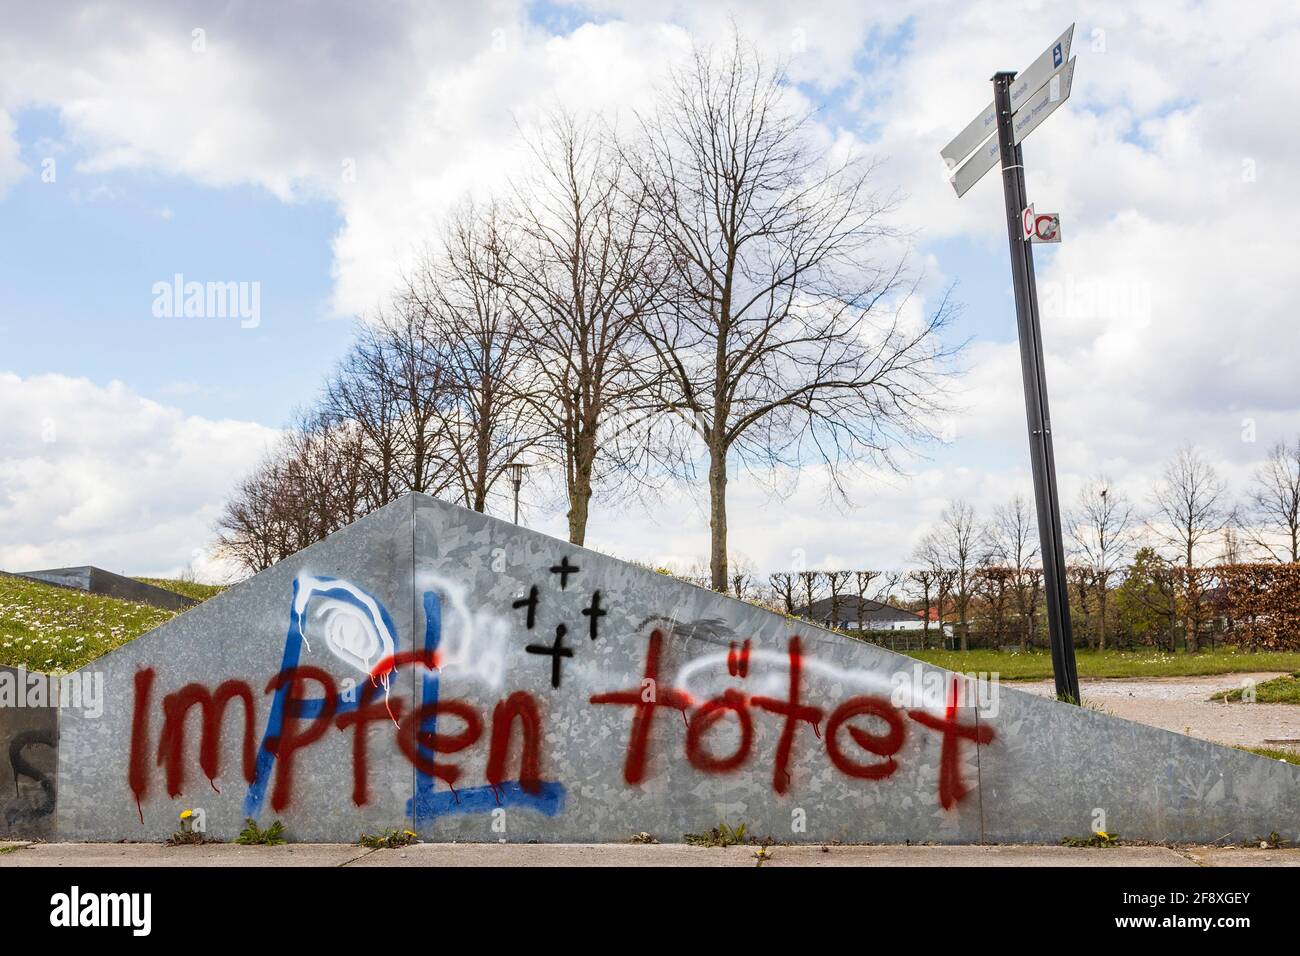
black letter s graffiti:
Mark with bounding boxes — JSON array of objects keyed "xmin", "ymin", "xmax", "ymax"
[{"xmin": 5, "ymin": 730, "xmax": 56, "ymax": 827}]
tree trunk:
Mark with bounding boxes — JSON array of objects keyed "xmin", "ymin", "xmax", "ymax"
[
  {"xmin": 708, "ymin": 443, "xmax": 728, "ymax": 592},
  {"xmin": 568, "ymin": 469, "xmax": 591, "ymax": 546},
  {"xmin": 920, "ymin": 584, "xmax": 931, "ymax": 651},
  {"xmin": 937, "ymin": 588, "xmax": 948, "ymax": 649},
  {"xmin": 1097, "ymin": 586, "xmax": 1108, "ymax": 651}
]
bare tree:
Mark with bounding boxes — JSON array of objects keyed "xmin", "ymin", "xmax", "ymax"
[
  {"xmin": 503, "ymin": 109, "xmax": 666, "ymax": 544},
  {"xmin": 989, "ymin": 494, "xmax": 1041, "ymax": 650},
  {"xmin": 727, "ymin": 554, "xmax": 759, "ymax": 601},
  {"xmin": 852, "ymin": 570, "xmax": 880, "ymax": 632},
  {"xmin": 636, "ymin": 33, "xmax": 956, "ymax": 590},
  {"xmin": 797, "ymin": 570, "xmax": 826, "ymax": 619},
  {"xmin": 1245, "ymin": 436, "xmax": 1300, "ymax": 563},
  {"xmin": 1067, "ymin": 477, "xmax": 1134, "ymax": 650},
  {"xmin": 875, "ymin": 570, "xmax": 904, "ymax": 605},
  {"xmin": 1150, "ymin": 446, "xmax": 1230, "ymax": 567},
  {"xmin": 1067, "ymin": 564, "xmax": 1097, "ymax": 649},
  {"xmin": 1220, "ymin": 524, "xmax": 1246, "ymax": 564},
  {"xmin": 915, "ymin": 500, "xmax": 984, "ymax": 650},
  {"xmin": 906, "ymin": 569, "xmax": 937, "ymax": 648},
  {"xmin": 1149, "ymin": 446, "xmax": 1230, "ymax": 651},
  {"xmin": 214, "ymin": 456, "xmax": 288, "ymax": 574},
  {"xmin": 376, "ymin": 301, "xmax": 459, "ymax": 499},
  {"xmin": 1019, "ymin": 568, "xmax": 1044, "ymax": 649},
  {"xmin": 825, "ymin": 570, "xmax": 852, "ymax": 629},
  {"xmin": 319, "ymin": 322, "xmax": 406, "ymax": 510},
  {"xmin": 768, "ymin": 571, "xmax": 797, "ymax": 613},
  {"xmin": 404, "ymin": 203, "xmax": 541, "ymax": 513},
  {"xmin": 976, "ymin": 565, "xmax": 1015, "ymax": 645},
  {"xmin": 214, "ymin": 414, "xmax": 368, "ymax": 575}
]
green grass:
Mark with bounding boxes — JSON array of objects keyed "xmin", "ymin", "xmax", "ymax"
[
  {"xmin": 134, "ymin": 577, "xmax": 227, "ymax": 602},
  {"xmin": 904, "ymin": 647, "xmax": 1300, "ymax": 681},
  {"xmin": 1238, "ymin": 746, "xmax": 1300, "ymax": 766},
  {"xmin": 1211, "ymin": 673, "xmax": 1300, "ymax": 704},
  {"xmin": 0, "ymin": 576, "xmax": 177, "ymax": 673}
]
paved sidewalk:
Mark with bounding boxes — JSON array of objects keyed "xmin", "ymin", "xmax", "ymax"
[{"xmin": 3, "ymin": 841, "xmax": 1298, "ymax": 867}]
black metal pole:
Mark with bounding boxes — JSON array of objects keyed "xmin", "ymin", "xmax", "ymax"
[
  {"xmin": 992, "ymin": 71, "xmax": 1080, "ymax": 702},
  {"xmin": 513, "ymin": 479, "xmax": 521, "ymax": 525}
]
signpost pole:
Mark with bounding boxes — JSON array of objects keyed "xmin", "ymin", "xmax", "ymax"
[{"xmin": 991, "ymin": 71, "xmax": 1080, "ymax": 702}]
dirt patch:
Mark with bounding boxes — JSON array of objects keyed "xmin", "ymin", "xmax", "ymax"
[{"xmin": 1016, "ymin": 672, "xmax": 1300, "ymax": 749}]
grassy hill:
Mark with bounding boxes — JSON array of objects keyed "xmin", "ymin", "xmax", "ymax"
[
  {"xmin": 133, "ymin": 576, "xmax": 227, "ymax": 602},
  {"xmin": 0, "ymin": 575, "xmax": 222, "ymax": 673}
]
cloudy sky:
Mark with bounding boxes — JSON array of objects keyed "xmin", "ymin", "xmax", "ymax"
[{"xmin": 1, "ymin": 0, "xmax": 1297, "ymax": 581}]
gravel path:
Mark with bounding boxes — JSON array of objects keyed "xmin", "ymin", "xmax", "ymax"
[{"xmin": 1015, "ymin": 672, "xmax": 1300, "ymax": 749}]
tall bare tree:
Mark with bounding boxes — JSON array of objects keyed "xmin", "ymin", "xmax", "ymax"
[
  {"xmin": 915, "ymin": 500, "xmax": 984, "ymax": 650},
  {"xmin": 319, "ymin": 322, "xmax": 406, "ymax": 510},
  {"xmin": 1245, "ymin": 436, "xmax": 1300, "ymax": 563},
  {"xmin": 797, "ymin": 569, "xmax": 826, "ymax": 619},
  {"xmin": 403, "ymin": 203, "xmax": 541, "ymax": 513},
  {"xmin": 1067, "ymin": 477, "xmax": 1134, "ymax": 650},
  {"xmin": 376, "ymin": 300, "xmax": 459, "ymax": 499},
  {"xmin": 988, "ymin": 494, "xmax": 1041, "ymax": 650},
  {"xmin": 503, "ymin": 110, "xmax": 666, "ymax": 544},
  {"xmin": 852, "ymin": 570, "xmax": 881, "ymax": 632},
  {"xmin": 906, "ymin": 569, "xmax": 937, "ymax": 648},
  {"xmin": 1150, "ymin": 446, "xmax": 1230, "ymax": 567},
  {"xmin": 825, "ymin": 570, "xmax": 852, "ymax": 629},
  {"xmin": 1150, "ymin": 446, "xmax": 1229, "ymax": 651},
  {"xmin": 636, "ymin": 34, "xmax": 955, "ymax": 590},
  {"xmin": 977, "ymin": 565, "xmax": 1015, "ymax": 645}
]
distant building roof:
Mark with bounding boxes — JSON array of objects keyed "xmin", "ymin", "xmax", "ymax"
[{"xmin": 795, "ymin": 596, "xmax": 924, "ymax": 625}]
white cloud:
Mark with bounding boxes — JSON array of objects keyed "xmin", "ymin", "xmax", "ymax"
[
  {"xmin": 0, "ymin": 373, "xmax": 278, "ymax": 581},
  {"xmin": 2, "ymin": 1, "xmax": 1299, "ymax": 575},
  {"xmin": 0, "ymin": 109, "xmax": 26, "ymax": 196}
]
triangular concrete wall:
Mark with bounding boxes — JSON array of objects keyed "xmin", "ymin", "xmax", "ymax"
[{"xmin": 5, "ymin": 493, "xmax": 1296, "ymax": 844}]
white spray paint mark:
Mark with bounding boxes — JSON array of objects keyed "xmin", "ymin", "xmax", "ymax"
[
  {"xmin": 417, "ymin": 571, "xmax": 509, "ymax": 689},
  {"xmin": 674, "ymin": 647, "xmax": 971, "ymax": 715},
  {"xmin": 294, "ymin": 575, "xmax": 397, "ymax": 689}
]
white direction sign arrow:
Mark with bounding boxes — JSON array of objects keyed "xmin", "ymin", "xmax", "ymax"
[
  {"xmin": 949, "ymin": 56, "xmax": 1076, "ymax": 199},
  {"xmin": 941, "ymin": 23, "xmax": 1074, "ymax": 170}
]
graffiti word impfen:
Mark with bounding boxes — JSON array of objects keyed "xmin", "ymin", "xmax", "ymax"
[{"xmin": 126, "ymin": 652, "xmax": 557, "ymax": 819}]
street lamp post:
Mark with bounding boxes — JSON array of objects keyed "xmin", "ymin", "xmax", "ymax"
[{"xmin": 507, "ymin": 461, "xmax": 529, "ymax": 525}]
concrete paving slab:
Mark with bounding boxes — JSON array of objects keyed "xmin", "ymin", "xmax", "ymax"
[
  {"xmin": 756, "ymin": 844, "xmax": 1198, "ymax": 867},
  {"xmin": 0, "ymin": 842, "xmax": 374, "ymax": 867},
  {"xmin": 1181, "ymin": 845, "xmax": 1300, "ymax": 867},
  {"xmin": 349, "ymin": 842, "xmax": 755, "ymax": 867}
]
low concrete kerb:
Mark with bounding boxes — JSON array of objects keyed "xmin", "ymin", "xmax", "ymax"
[{"xmin": 3, "ymin": 842, "xmax": 1299, "ymax": 867}]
